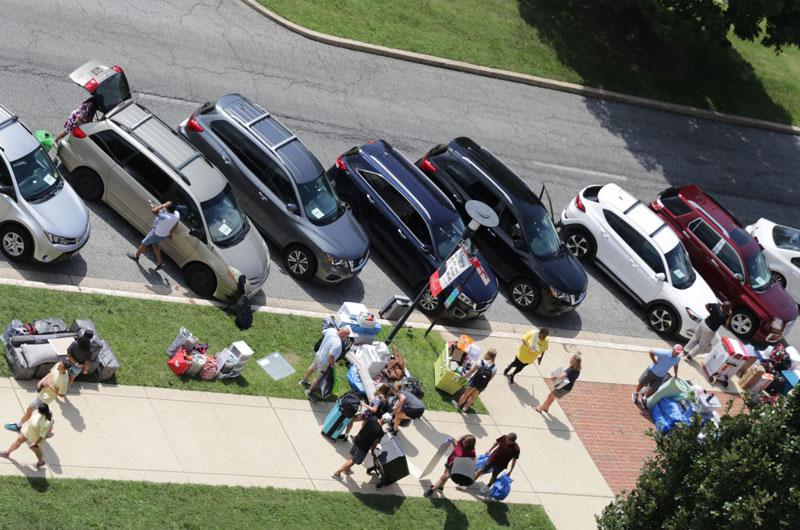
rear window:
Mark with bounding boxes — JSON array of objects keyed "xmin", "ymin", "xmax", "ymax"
[
  {"xmin": 93, "ymin": 72, "xmax": 131, "ymax": 114},
  {"xmin": 660, "ymin": 195, "xmax": 691, "ymax": 216}
]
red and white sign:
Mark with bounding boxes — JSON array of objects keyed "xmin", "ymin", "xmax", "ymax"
[
  {"xmin": 429, "ymin": 246, "xmax": 470, "ymax": 297},
  {"xmin": 470, "ymin": 257, "xmax": 492, "ymax": 286}
]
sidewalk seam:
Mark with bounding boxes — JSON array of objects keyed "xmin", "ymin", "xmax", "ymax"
[{"xmin": 241, "ymin": 0, "xmax": 800, "ymax": 136}]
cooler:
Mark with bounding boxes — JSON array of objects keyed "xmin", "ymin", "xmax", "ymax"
[
  {"xmin": 703, "ymin": 337, "xmax": 752, "ymax": 383},
  {"xmin": 337, "ymin": 302, "xmax": 381, "ymax": 344},
  {"xmin": 434, "ymin": 345, "xmax": 467, "ymax": 395}
]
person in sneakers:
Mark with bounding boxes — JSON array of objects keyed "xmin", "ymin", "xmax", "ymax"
[
  {"xmin": 390, "ymin": 382, "xmax": 426, "ymax": 432},
  {"xmin": 504, "ymin": 328, "xmax": 549, "ymax": 384},
  {"xmin": 0, "ymin": 403, "xmax": 54, "ymax": 469},
  {"xmin": 474, "ymin": 432, "xmax": 519, "ymax": 494},
  {"xmin": 424, "ymin": 434, "xmax": 476, "ymax": 497},
  {"xmin": 633, "ymin": 344, "xmax": 683, "ymax": 404},
  {"xmin": 344, "ymin": 383, "xmax": 389, "ymax": 438},
  {"xmin": 299, "ymin": 326, "xmax": 351, "ymax": 394},
  {"xmin": 535, "ymin": 354, "xmax": 581, "ymax": 414},
  {"xmin": 332, "ymin": 412, "xmax": 391, "ymax": 480},
  {"xmin": 684, "ymin": 302, "xmax": 732, "ymax": 361},
  {"xmin": 454, "ymin": 349, "xmax": 497, "ymax": 413},
  {"xmin": 126, "ymin": 201, "xmax": 180, "ymax": 271},
  {"xmin": 6, "ymin": 359, "xmax": 70, "ymax": 434}
]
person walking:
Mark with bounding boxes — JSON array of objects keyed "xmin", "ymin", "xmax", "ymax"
[
  {"xmin": 474, "ymin": 432, "xmax": 520, "ymax": 494},
  {"xmin": 332, "ymin": 412, "xmax": 392, "ymax": 479},
  {"xmin": 504, "ymin": 328, "xmax": 549, "ymax": 384},
  {"xmin": 5, "ymin": 359, "xmax": 70, "ymax": 433},
  {"xmin": 126, "ymin": 201, "xmax": 180, "ymax": 270},
  {"xmin": 0, "ymin": 403, "xmax": 54, "ymax": 469},
  {"xmin": 685, "ymin": 302, "xmax": 732, "ymax": 360},
  {"xmin": 454, "ymin": 349, "xmax": 497, "ymax": 413},
  {"xmin": 424, "ymin": 434, "xmax": 477, "ymax": 497},
  {"xmin": 633, "ymin": 344, "xmax": 683, "ymax": 404},
  {"xmin": 54, "ymin": 97, "xmax": 96, "ymax": 144},
  {"xmin": 299, "ymin": 326, "xmax": 351, "ymax": 394},
  {"xmin": 535, "ymin": 354, "xmax": 582, "ymax": 414}
]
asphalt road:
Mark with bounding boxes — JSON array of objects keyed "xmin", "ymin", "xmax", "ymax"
[{"xmin": 1, "ymin": 0, "xmax": 799, "ymax": 345}]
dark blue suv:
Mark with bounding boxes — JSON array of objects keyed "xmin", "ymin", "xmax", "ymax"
[{"xmin": 327, "ymin": 140, "xmax": 498, "ymax": 321}]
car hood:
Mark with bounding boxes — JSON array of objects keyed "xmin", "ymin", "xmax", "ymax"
[
  {"xmin": 529, "ymin": 248, "xmax": 588, "ymax": 295},
  {"xmin": 752, "ymin": 282, "xmax": 799, "ymax": 324},
  {"xmin": 681, "ymin": 275, "xmax": 717, "ymax": 317},
  {"xmin": 458, "ymin": 252, "xmax": 498, "ymax": 303},
  {"xmin": 216, "ymin": 226, "xmax": 271, "ymax": 280},
  {"xmin": 314, "ymin": 210, "xmax": 369, "ymax": 259},
  {"xmin": 24, "ymin": 182, "xmax": 89, "ymax": 238}
]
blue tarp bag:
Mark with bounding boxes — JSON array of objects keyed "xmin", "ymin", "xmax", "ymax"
[
  {"xmin": 346, "ymin": 365, "xmax": 365, "ymax": 396},
  {"xmin": 489, "ymin": 473, "xmax": 512, "ymax": 501},
  {"xmin": 650, "ymin": 400, "xmax": 671, "ymax": 434},
  {"xmin": 476, "ymin": 453, "xmax": 490, "ymax": 472}
]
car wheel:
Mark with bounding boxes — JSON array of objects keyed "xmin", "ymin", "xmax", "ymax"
[
  {"xmin": 647, "ymin": 304, "xmax": 679, "ymax": 335},
  {"xmin": 183, "ymin": 262, "xmax": 217, "ymax": 298},
  {"xmin": 0, "ymin": 225, "xmax": 33, "ymax": 262},
  {"xmin": 284, "ymin": 244, "xmax": 317, "ymax": 281},
  {"xmin": 730, "ymin": 308, "xmax": 758, "ymax": 340},
  {"xmin": 509, "ymin": 278, "xmax": 541, "ymax": 312},
  {"xmin": 416, "ymin": 283, "xmax": 440, "ymax": 315},
  {"xmin": 771, "ymin": 270, "xmax": 787, "ymax": 288},
  {"xmin": 563, "ymin": 227, "xmax": 596, "ymax": 260},
  {"xmin": 339, "ymin": 194, "xmax": 360, "ymax": 221},
  {"xmin": 71, "ymin": 167, "xmax": 104, "ymax": 201}
]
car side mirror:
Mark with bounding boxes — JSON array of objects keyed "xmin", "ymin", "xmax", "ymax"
[
  {"xmin": 189, "ymin": 227, "xmax": 204, "ymax": 239},
  {"xmin": 655, "ymin": 272, "xmax": 666, "ymax": 281},
  {"xmin": 0, "ymin": 185, "xmax": 13, "ymax": 197},
  {"xmin": 734, "ymin": 273, "xmax": 744, "ymax": 283},
  {"xmin": 287, "ymin": 203, "xmax": 299, "ymax": 215}
]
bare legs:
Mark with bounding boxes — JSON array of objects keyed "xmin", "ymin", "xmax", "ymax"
[
  {"xmin": 457, "ymin": 388, "xmax": 480, "ymax": 411},
  {"xmin": 535, "ymin": 391, "xmax": 557, "ymax": 413}
]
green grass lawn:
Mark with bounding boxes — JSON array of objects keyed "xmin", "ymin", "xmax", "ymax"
[
  {"xmin": 258, "ymin": 0, "xmax": 800, "ymax": 125},
  {"xmin": 0, "ymin": 284, "xmax": 486, "ymax": 413},
  {"xmin": 0, "ymin": 475, "xmax": 554, "ymax": 529}
]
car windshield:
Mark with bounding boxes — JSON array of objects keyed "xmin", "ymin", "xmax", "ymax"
[
  {"xmin": 297, "ymin": 173, "xmax": 343, "ymax": 226},
  {"xmin": 773, "ymin": 225, "xmax": 800, "ymax": 251},
  {"xmin": 10, "ymin": 147, "xmax": 62, "ymax": 202},
  {"xmin": 746, "ymin": 252, "xmax": 772, "ymax": 291},
  {"xmin": 664, "ymin": 243, "xmax": 696, "ymax": 289},
  {"xmin": 200, "ymin": 185, "xmax": 248, "ymax": 246},
  {"xmin": 432, "ymin": 218, "xmax": 466, "ymax": 258},
  {"xmin": 525, "ymin": 212, "xmax": 561, "ymax": 257}
]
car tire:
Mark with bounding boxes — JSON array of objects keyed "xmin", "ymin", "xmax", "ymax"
[
  {"xmin": 563, "ymin": 226, "xmax": 596, "ymax": 261},
  {"xmin": 183, "ymin": 262, "xmax": 217, "ymax": 298},
  {"xmin": 509, "ymin": 278, "xmax": 541, "ymax": 312},
  {"xmin": 71, "ymin": 167, "xmax": 104, "ymax": 201},
  {"xmin": 284, "ymin": 244, "xmax": 317, "ymax": 281},
  {"xmin": 771, "ymin": 270, "xmax": 787, "ymax": 289},
  {"xmin": 339, "ymin": 194, "xmax": 360, "ymax": 221},
  {"xmin": 0, "ymin": 224, "xmax": 33, "ymax": 262},
  {"xmin": 647, "ymin": 304, "xmax": 679, "ymax": 336},
  {"xmin": 416, "ymin": 283, "xmax": 440, "ymax": 315},
  {"xmin": 730, "ymin": 307, "xmax": 758, "ymax": 340}
]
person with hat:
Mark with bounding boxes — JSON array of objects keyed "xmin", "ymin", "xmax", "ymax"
[
  {"xmin": 332, "ymin": 412, "xmax": 392, "ymax": 480},
  {"xmin": 633, "ymin": 344, "xmax": 684, "ymax": 404}
]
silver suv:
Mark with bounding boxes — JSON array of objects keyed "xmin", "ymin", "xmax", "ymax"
[
  {"xmin": 0, "ymin": 105, "xmax": 90, "ymax": 263},
  {"xmin": 56, "ymin": 62, "xmax": 270, "ymax": 300}
]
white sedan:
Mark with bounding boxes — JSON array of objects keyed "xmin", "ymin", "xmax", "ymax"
[
  {"xmin": 747, "ymin": 218, "xmax": 800, "ymax": 307},
  {"xmin": 560, "ymin": 183, "xmax": 718, "ymax": 338}
]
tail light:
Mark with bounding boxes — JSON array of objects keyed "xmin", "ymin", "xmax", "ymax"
[
  {"xmin": 71, "ymin": 126, "xmax": 87, "ymax": 139},
  {"xmin": 112, "ymin": 65, "xmax": 124, "ymax": 74},
  {"xmin": 651, "ymin": 199, "xmax": 664, "ymax": 211},
  {"xmin": 186, "ymin": 116, "xmax": 204, "ymax": 132},
  {"xmin": 420, "ymin": 156, "xmax": 437, "ymax": 174},
  {"xmin": 83, "ymin": 78, "xmax": 99, "ymax": 93},
  {"xmin": 575, "ymin": 194, "xmax": 585, "ymax": 212},
  {"xmin": 335, "ymin": 157, "xmax": 347, "ymax": 171}
]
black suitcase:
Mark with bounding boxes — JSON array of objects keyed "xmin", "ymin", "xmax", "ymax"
[{"xmin": 368, "ymin": 433, "xmax": 409, "ymax": 488}]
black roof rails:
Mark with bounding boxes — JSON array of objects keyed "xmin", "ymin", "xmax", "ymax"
[{"xmin": 0, "ymin": 105, "xmax": 18, "ymax": 130}]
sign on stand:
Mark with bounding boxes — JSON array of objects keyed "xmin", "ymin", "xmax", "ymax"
[{"xmin": 429, "ymin": 245, "xmax": 470, "ymax": 297}]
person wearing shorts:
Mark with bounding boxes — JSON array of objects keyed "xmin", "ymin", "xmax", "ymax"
[
  {"xmin": 127, "ymin": 201, "xmax": 180, "ymax": 270},
  {"xmin": 299, "ymin": 326, "xmax": 351, "ymax": 394},
  {"xmin": 474, "ymin": 432, "xmax": 520, "ymax": 494},
  {"xmin": 332, "ymin": 412, "xmax": 391, "ymax": 479},
  {"xmin": 0, "ymin": 403, "xmax": 54, "ymax": 468},
  {"xmin": 634, "ymin": 344, "xmax": 683, "ymax": 404},
  {"xmin": 66, "ymin": 330, "xmax": 94, "ymax": 384},
  {"xmin": 535, "ymin": 354, "xmax": 581, "ymax": 414},
  {"xmin": 6, "ymin": 359, "xmax": 69, "ymax": 433}
]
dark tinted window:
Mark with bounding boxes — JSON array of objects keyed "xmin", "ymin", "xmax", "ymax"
[
  {"xmin": 0, "ymin": 160, "xmax": 12, "ymax": 187},
  {"xmin": 123, "ymin": 153, "xmax": 173, "ymax": 198},
  {"xmin": 792, "ymin": 257, "xmax": 800, "ymax": 269},
  {"xmin": 167, "ymin": 185, "xmax": 204, "ymax": 236},
  {"xmin": 717, "ymin": 242, "xmax": 743, "ymax": 277},
  {"xmin": 359, "ymin": 169, "xmax": 391, "ymax": 195},
  {"xmin": 773, "ymin": 225, "xmax": 800, "ymax": 251},
  {"xmin": 729, "ymin": 228, "xmax": 751, "ymax": 246},
  {"xmin": 604, "ymin": 210, "xmax": 664, "ymax": 274},
  {"xmin": 660, "ymin": 196, "xmax": 691, "ymax": 216},
  {"xmin": 688, "ymin": 218, "xmax": 722, "ymax": 250},
  {"xmin": 92, "ymin": 130, "xmax": 137, "ymax": 164},
  {"xmin": 93, "ymin": 72, "xmax": 131, "ymax": 113},
  {"xmin": 262, "ymin": 161, "xmax": 296, "ymax": 205},
  {"xmin": 210, "ymin": 121, "xmax": 268, "ymax": 178},
  {"xmin": 359, "ymin": 170, "xmax": 431, "ymax": 246},
  {"xmin": 443, "ymin": 159, "xmax": 503, "ymax": 207}
]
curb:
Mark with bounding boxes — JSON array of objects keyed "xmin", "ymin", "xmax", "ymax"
[{"xmin": 242, "ymin": 0, "xmax": 800, "ymax": 137}]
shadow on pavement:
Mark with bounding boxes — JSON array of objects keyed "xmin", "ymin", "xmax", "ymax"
[{"xmin": 55, "ymin": 397, "xmax": 85, "ymax": 433}]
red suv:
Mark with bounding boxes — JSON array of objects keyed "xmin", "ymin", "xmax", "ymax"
[{"xmin": 651, "ymin": 185, "xmax": 797, "ymax": 343}]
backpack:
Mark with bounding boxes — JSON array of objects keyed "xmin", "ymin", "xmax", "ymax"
[
  {"xmin": 402, "ymin": 377, "xmax": 425, "ymax": 399},
  {"xmin": 472, "ymin": 361, "xmax": 494, "ymax": 391},
  {"xmin": 339, "ymin": 391, "xmax": 362, "ymax": 418}
]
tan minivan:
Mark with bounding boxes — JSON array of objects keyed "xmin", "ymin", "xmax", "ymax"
[{"xmin": 57, "ymin": 61, "xmax": 270, "ymax": 300}]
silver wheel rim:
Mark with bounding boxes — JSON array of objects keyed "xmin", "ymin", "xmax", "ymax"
[
  {"xmin": 771, "ymin": 271, "xmax": 786, "ymax": 288},
  {"xmin": 650, "ymin": 308, "xmax": 673, "ymax": 332},
  {"xmin": 2, "ymin": 232, "xmax": 25, "ymax": 256},
  {"xmin": 512, "ymin": 282, "xmax": 536, "ymax": 307},
  {"xmin": 731, "ymin": 313, "xmax": 752, "ymax": 335},
  {"xmin": 287, "ymin": 250, "xmax": 309, "ymax": 276},
  {"xmin": 566, "ymin": 233, "xmax": 589, "ymax": 257},
  {"xmin": 419, "ymin": 289, "xmax": 438, "ymax": 312}
]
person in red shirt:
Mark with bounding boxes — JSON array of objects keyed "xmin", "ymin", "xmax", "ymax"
[
  {"xmin": 424, "ymin": 434, "xmax": 476, "ymax": 497},
  {"xmin": 474, "ymin": 432, "xmax": 520, "ymax": 494}
]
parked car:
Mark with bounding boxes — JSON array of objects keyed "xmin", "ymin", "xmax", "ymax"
[
  {"xmin": 328, "ymin": 140, "xmax": 498, "ymax": 321},
  {"xmin": 0, "ymin": 104, "xmax": 90, "ymax": 263},
  {"xmin": 745, "ymin": 218, "xmax": 800, "ymax": 308},
  {"xmin": 177, "ymin": 95, "xmax": 369, "ymax": 282},
  {"xmin": 416, "ymin": 137, "xmax": 587, "ymax": 315},
  {"xmin": 560, "ymin": 183, "xmax": 716, "ymax": 338},
  {"xmin": 56, "ymin": 61, "xmax": 270, "ymax": 300},
  {"xmin": 651, "ymin": 185, "xmax": 798, "ymax": 343}
]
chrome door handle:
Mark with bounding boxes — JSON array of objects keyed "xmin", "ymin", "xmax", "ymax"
[
  {"xmin": 397, "ymin": 229, "xmax": 407, "ymax": 240},
  {"xmin": 258, "ymin": 191, "xmax": 268, "ymax": 202},
  {"xmin": 366, "ymin": 194, "xmax": 375, "ymax": 205},
  {"xmin": 221, "ymin": 155, "xmax": 232, "ymax": 165}
]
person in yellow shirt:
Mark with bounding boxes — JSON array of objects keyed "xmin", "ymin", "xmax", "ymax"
[
  {"xmin": 0, "ymin": 403, "xmax": 54, "ymax": 469},
  {"xmin": 5, "ymin": 359, "xmax": 69, "ymax": 433},
  {"xmin": 503, "ymin": 328, "xmax": 549, "ymax": 385}
]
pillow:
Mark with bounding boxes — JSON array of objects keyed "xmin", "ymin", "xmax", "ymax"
[{"xmin": 20, "ymin": 343, "xmax": 60, "ymax": 368}]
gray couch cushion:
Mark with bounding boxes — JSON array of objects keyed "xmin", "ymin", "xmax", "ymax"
[{"xmin": 20, "ymin": 343, "xmax": 60, "ymax": 367}]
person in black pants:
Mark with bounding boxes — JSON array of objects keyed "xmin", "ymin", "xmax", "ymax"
[{"xmin": 332, "ymin": 413, "xmax": 392, "ymax": 479}]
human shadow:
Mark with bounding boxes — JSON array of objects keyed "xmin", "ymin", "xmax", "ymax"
[
  {"xmin": 8, "ymin": 460, "xmax": 48, "ymax": 490},
  {"xmin": 487, "ymin": 501, "xmax": 512, "ymax": 526},
  {"xmin": 540, "ymin": 412, "xmax": 572, "ymax": 440},
  {"xmin": 429, "ymin": 497, "xmax": 470, "ymax": 528},
  {"xmin": 55, "ymin": 397, "xmax": 85, "ymax": 432},
  {"xmin": 352, "ymin": 491, "xmax": 406, "ymax": 514}
]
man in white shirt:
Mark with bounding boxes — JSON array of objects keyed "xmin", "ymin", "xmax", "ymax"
[
  {"xmin": 127, "ymin": 201, "xmax": 180, "ymax": 270},
  {"xmin": 299, "ymin": 326, "xmax": 351, "ymax": 391}
]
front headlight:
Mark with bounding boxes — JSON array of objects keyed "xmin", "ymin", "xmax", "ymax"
[
  {"xmin": 43, "ymin": 230, "xmax": 73, "ymax": 245},
  {"xmin": 227, "ymin": 266, "xmax": 242, "ymax": 282},
  {"xmin": 325, "ymin": 254, "xmax": 346, "ymax": 267},
  {"xmin": 457, "ymin": 291, "xmax": 476, "ymax": 309},
  {"xmin": 549, "ymin": 286, "xmax": 571, "ymax": 301},
  {"xmin": 771, "ymin": 318, "xmax": 784, "ymax": 330},
  {"xmin": 685, "ymin": 307, "xmax": 702, "ymax": 323}
]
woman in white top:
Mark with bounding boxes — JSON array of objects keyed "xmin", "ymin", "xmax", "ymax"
[
  {"xmin": 5, "ymin": 359, "xmax": 69, "ymax": 433},
  {"xmin": 0, "ymin": 403, "xmax": 54, "ymax": 468}
]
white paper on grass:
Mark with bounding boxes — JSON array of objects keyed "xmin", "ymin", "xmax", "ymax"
[{"xmin": 257, "ymin": 352, "xmax": 296, "ymax": 381}]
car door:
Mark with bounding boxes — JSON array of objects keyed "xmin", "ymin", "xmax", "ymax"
[
  {"xmin": 116, "ymin": 151, "xmax": 176, "ymax": 234},
  {"xmin": 256, "ymin": 157, "xmax": 300, "ymax": 246},
  {"xmin": 482, "ymin": 204, "xmax": 523, "ymax": 280},
  {"xmin": 0, "ymin": 159, "xmax": 15, "ymax": 220},
  {"xmin": 623, "ymin": 228, "xmax": 667, "ymax": 304},
  {"xmin": 205, "ymin": 121, "xmax": 261, "ymax": 224},
  {"xmin": 601, "ymin": 210, "xmax": 645, "ymax": 302},
  {"xmin": 686, "ymin": 218, "xmax": 727, "ymax": 294},
  {"xmin": 88, "ymin": 129, "xmax": 145, "ymax": 225},
  {"xmin": 157, "ymin": 183, "xmax": 203, "ymax": 264}
]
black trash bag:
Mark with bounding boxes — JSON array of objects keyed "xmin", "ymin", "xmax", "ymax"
[
  {"xmin": 309, "ymin": 366, "xmax": 335, "ymax": 401},
  {"xmin": 230, "ymin": 275, "xmax": 252, "ymax": 330}
]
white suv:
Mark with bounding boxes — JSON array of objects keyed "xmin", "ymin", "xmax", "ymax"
[{"xmin": 560, "ymin": 183, "xmax": 716, "ymax": 338}]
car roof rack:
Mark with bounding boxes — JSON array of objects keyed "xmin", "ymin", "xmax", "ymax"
[
  {"xmin": 0, "ymin": 104, "xmax": 18, "ymax": 131},
  {"xmin": 222, "ymin": 96, "xmax": 299, "ymax": 156}
]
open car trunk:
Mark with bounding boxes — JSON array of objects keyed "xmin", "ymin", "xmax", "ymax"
[{"xmin": 69, "ymin": 60, "xmax": 132, "ymax": 115}]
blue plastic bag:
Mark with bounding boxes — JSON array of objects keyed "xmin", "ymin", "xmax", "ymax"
[
  {"xmin": 346, "ymin": 365, "xmax": 365, "ymax": 397},
  {"xmin": 476, "ymin": 453, "xmax": 490, "ymax": 473},
  {"xmin": 650, "ymin": 400, "xmax": 671, "ymax": 434},
  {"xmin": 489, "ymin": 473, "xmax": 512, "ymax": 500}
]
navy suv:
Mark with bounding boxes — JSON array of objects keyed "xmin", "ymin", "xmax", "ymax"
[
  {"xmin": 327, "ymin": 140, "xmax": 498, "ymax": 321},
  {"xmin": 417, "ymin": 138, "xmax": 587, "ymax": 315}
]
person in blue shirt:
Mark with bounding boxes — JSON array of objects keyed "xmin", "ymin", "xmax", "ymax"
[{"xmin": 633, "ymin": 344, "xmax": 683, "ymax": 405}]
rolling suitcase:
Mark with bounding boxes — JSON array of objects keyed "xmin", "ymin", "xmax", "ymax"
[
  {"xmin": 369, "ymin": 433, "xmax": 409, "ymax": 488},
  {"xmin": 321, "ymin": 402, "xmax": 352, "ymax": 441}
]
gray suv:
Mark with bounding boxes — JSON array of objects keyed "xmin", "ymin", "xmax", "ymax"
[
  {"xmin": 177, "ymin": 95, "xmax": 369, "ymax": 282},
  {"xmin": 0, "ymin": 105, "xmax": 90, "ymax": 263},
  {"xmin": 56, "ymin": 62, "xmax": 270, "ymax": 300}
]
